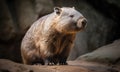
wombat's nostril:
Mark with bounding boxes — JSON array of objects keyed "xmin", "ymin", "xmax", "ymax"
[{"xmin": 81, "ymin": 19, "xmax": 87, "ymax": 27}]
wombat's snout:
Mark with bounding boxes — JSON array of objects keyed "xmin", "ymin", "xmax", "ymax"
[
  {"xmin": 81, "ymin": 19, "xmax": 87, "ymax": 28},
  {"xmin": 77, "ymin": 18, "xmax": 87, "ymax": 29}
]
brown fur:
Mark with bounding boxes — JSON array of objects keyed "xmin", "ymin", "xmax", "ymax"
[{"xmin": 21, "ymin": 7, "xmax": 87, "ymax": 65}]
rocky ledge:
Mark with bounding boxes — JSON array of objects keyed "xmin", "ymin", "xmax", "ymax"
[{"xmin": 0, "ymin": 59, "xmax": 120, "ymax": 72}]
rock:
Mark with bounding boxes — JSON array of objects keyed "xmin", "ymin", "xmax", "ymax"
[
  {"xmin": 15, "ymin": 0, "xmax": 37, "ymax": 34},
  {"xmin": 15, "ymin": 0, "xmax": 54, "ymax": 34},
  {"xmin": 0, "ymin": 59, "xmax": 88, "ymax": 72},
  {"xmin": 35, "ymin": 0, "xmax": 54, "ymax": 17},
  {"xmin": 0, "ymin": 0, "xmax": 16, "ymax": 41},
  {"xmin": 106, "ymin": 0, "xmax": 120, "ymax": 8},
  {"xmin": 77, "ymin": 39, "xmax": 120, "ymax": 64},
  {"xmin": 0, "ymin": 0, "xmax": 20, "ymax": 62},
  {"xmin": 0, "ymin": 59, "xmax": 120, "ymax": 72}
]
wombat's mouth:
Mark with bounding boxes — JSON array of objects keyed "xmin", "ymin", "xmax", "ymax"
[{"xmin": 74, "ymin": 26, "xmax": 83, "ymax": 31}]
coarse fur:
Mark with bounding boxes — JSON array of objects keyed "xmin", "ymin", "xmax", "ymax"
[{"xmin": 21, "ymin": 7, "xmax": 87, "ymax": 65}]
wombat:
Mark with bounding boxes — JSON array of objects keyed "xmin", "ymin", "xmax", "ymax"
[{"xmin": 21, "ymin": 7, "xmax": 87, "ymax": 65}]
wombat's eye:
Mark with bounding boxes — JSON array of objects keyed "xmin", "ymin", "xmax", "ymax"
[{"xmin": 70, "ymin": 15, "xmax": 74, "ymax": 18}]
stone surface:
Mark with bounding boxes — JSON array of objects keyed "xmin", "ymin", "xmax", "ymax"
[
  {"xmin": 0, "ymin": 59, "xmax": 120, "ymax": 72},
  {"xmin": 15, "ymin": 0, "xmax": 53, "ymax": 34},
  {"xmin": 0, "ymin": 0, "xmax": 16, "ymax": 41},
  {"xmin": 0, "ymin": 59, "xmax": 88, "ymax": 72},
  {"xmin": 106, "ymin": 0, "xmax": 120, "ymax": 8},
  {"xmin": 77, "ymin": 39, "xmax": 120, "ymax": 64}
]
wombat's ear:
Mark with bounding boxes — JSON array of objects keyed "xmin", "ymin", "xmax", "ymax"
[
  {"xmin": 54, "ymin": 7, "xmax": 62, "ymax": 15},
  {"xmin": 72, "ymin": 6, "xmax": 75, "ymax": 9}
]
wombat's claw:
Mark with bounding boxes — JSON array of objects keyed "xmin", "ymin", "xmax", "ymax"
[
  {"xmin": 48, "ymin": 62, "xmax": 54, "ymax": 65},
  {"xmin": 33, "ymin": 63, "xmax": 42, "ymax": 66},
  {"xmin": 64, "ymin": 62, "xmax": 68, "ymax": 65},
  {"xmin": 59, "ymin": 58, "xmax": 67, "ymax": 65},
  {"xmin": 47, "ymin": 60, "xmax": 58, "ymax": 65},
  {"xmin": 59, "ymin": 62, "xmax": 68, "ymax": 65},
  {"xmin": 47, "ymin": 57, "xmax": 58, "ymax": 65}
]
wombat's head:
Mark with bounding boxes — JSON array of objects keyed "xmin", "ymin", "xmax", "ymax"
[{"xmin": 53, "ymin": 7, "xmax": 87, "ymax": 34}]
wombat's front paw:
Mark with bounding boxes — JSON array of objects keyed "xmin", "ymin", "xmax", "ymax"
[
  {"xmin": 32, "ymin": 61, "xmax": 45, "ymax": 65},
  {"xmin": 59, "ymin": 59, "xmax": 68, "ymax": 65},
  {"xmin": 59, "ymin": 61, "xmax": 68, "ymax": 65},
  {"xmin": 47, "ymin": 57, "xmax": 58, "ymax": 65},
  {"xmin": 48, "ymin": 62, "xmax": 55, "ymax": 65},
  {"xmin": 33, "ymin": 63, "xmax": 43, "ymax": 66}
]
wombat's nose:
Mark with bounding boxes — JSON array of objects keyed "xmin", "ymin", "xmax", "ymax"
[{"xmin": 81, "ymin": 19, "xmax": 87, "ymax": 27}]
